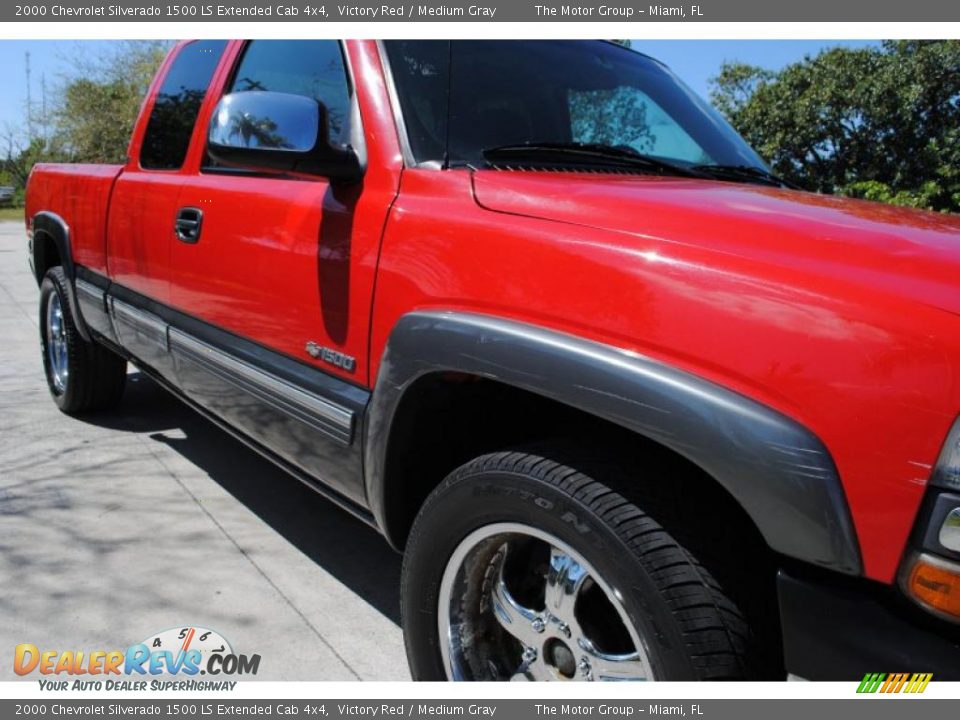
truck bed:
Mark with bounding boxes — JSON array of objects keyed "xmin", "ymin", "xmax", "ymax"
[{"xmin": 26, "ymin": 163, "xmax": 124, "ymax": 276}]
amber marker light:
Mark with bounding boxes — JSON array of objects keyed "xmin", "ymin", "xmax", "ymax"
[{"xmin": 904, "ymin": 553, "xmax": 960, "ymax": 621}]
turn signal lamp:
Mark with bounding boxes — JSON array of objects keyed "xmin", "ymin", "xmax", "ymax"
[{"xmin": 903, "ymin": 553, "xmax": 960, "ymax": 621}]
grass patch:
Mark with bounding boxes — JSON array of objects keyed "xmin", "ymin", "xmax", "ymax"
[{"xmin": 0, "ymin": 207, "xmax": 25, "ymax": 222}]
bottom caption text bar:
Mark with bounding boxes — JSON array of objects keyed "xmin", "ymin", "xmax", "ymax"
[{"xmin": 2, "ymin": 700, "xmax": 955, "ymax": 720}]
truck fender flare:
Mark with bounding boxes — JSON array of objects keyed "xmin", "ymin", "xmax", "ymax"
[
  {"xmin": 31, "ymin": 211, "xmax": 91, "ymax": 342},
  {"xmin": 364, "ymin": 311, "xmax": 862, "ymax": 576}
]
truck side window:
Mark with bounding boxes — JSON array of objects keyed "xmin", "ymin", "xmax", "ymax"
[
  {"xmin": 140, "ymin": 40, "xmax": 227, "ymax": 170},
  {"xmin": 226, "ymin": 40, "xmax": 352, "ymax": 147}
]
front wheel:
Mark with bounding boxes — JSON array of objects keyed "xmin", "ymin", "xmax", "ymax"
[
  {"xmin": 39, "ymin": 267, "xmax": 127, "ymax": 414},
  {"xmin": 401, "ymin": 451, "xmax": 752, "ymax": 681}
]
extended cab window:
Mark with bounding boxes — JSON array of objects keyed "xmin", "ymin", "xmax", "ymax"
[
  {"xmin": 227, "ymin": 40, "xmax": 352, "ymax": 147},
  {"xmin": 140, "ymin": 40, "xmax": 226, "ymax": 170}
]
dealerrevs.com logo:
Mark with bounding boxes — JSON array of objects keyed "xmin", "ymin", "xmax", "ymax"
[{"xmin": 14, "ymin": 626, "xmax": 260, "ymax": 691}]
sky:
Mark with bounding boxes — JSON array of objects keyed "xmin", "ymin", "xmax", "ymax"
[
  {"xmin": 633, "ymin": 39, "xmax": 880, "ymax": 98},
  {"xmin": 0, "ymin": 39, "xmax": 880, "ymax": 147},
  {"xmin": 0, "ymin": 40, "xmax": 120, "ymax": 145}
]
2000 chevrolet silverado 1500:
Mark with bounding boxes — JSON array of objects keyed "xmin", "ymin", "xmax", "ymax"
[{"xmin": 24, "ymin": 39, "xmax": 960, "ymax": 681}]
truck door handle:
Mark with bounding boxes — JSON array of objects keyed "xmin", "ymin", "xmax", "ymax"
[{"xmin": 174, "ymin": 207, "xmax": 203, "ymax": 243}]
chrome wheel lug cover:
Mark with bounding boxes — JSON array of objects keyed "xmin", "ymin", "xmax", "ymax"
[{"xmin": 438, "ymin": 523, "xmax": 654, "ymax": 681}]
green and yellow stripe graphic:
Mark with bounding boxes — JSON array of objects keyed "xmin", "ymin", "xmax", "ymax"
[{"xmin": 857, "ymin": 672, "xmax": 933, "ymax": 694}]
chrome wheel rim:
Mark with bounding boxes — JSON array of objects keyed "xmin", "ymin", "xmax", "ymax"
[
  {"xmin": 438, "ymin": 522, "xmax": 655, "ymax": 681},
  {"xmin": 46, "ymin": 291, "xmax": 68, "ymax": 395}
]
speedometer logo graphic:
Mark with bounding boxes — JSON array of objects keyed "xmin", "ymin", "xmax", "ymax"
[{"xmin": 140, "ymin": 626, "xmax": 233, "ymax": 673}]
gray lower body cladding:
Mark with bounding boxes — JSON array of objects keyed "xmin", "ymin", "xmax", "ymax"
[
  {"xmin": 365, "ymin": 311, "xmax": 862, "ymax": 575},
  {"xmin": 74, "ymin": 268, "xmax": 368, "ymax": 509}
]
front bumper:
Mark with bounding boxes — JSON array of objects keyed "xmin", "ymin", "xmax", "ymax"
[{"xmin": 778, "ymin": 569, "xmax": 960, "ymax": 680}]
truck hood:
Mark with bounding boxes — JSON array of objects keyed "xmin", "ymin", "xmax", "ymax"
[{"xmin": 471, "ymin": 171, "xmax": 960, "ymax": 316}]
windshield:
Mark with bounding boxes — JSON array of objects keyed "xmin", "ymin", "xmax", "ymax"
[{"xmin": 382, "ymin": 40, "xmax": 766, "ymax": 171}]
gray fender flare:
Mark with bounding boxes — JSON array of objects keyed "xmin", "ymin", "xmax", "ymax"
[
  {"xmin": 31, "ymin": 211, "xmax": 91, "ymax": 342},
  {"xmin": 364, "ymin": 311, "xmax": 861, "ymax": 576}
]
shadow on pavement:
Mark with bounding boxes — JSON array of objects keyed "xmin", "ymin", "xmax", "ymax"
[{"xmin": 85, "ymin": 371, "xmax": 403, "ymax": 625}]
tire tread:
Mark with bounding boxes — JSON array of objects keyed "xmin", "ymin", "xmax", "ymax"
[
  {"xmin": 40, "ymin": 267, "xmax": 126, "ymax": 415},
  {"xmin": 423, "ymin": 450, "xmax": 753, "ymax": 681}
]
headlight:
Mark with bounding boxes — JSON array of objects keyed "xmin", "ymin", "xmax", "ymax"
[
  {"xmin": 899, "ymin": 416, "xmax": 960, "ymax": 622},
  {"xmin": 941, "ymin": 507, "xmax": 960, "ymax": 554},
  {"xmin": 931, "ymin": 417, "xmax": 960, "ymax": 491}
]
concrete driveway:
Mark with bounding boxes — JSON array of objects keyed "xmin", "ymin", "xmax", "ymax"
[{"xmin": 0, "ymin": 221, "xmax": 409, "ymax": 680}]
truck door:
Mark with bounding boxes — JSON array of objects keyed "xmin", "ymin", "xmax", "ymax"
[
  {"xmin": 168, "ymin": 40, "xmax": 400, "ymax": 504},
  {"xmin": 106, "ymin": 40, "xmax": 227, "ymax": 378}
]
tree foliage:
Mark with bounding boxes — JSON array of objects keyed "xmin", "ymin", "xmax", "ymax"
[
  {"xmin": 54, "ymin": 41, "xmax": 171, "ymax": 163},
  {"xmin": 1, "ymin": 41, "xmax": 170, "ymax": 204},
  {"xmin": 0, "ymin": 138, "xmax": 55, "ymax": 206},
  {"xmin": 710, "ymin": 40, "xmax": 960, "ymax": 213}
]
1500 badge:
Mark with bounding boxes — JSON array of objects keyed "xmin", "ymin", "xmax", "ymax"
[{"xmin": 306, "ymin": 341, "xmax": 356, "ymax": 373}]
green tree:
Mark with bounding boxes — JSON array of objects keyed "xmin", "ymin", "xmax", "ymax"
[
  {"xmin": 53, "ymin": 40, "xmax": 171, "ymax": 163},
  {"xmin": 1, "ymin": 137, "xmax": 65, "ymax": 206},
  {"xmin": 710, "ymin": 40, "xmax": 960, "ymax": 213},
  {"xmin": 0, "ymin": 40, "xmax": 171, "ymax": 207}
]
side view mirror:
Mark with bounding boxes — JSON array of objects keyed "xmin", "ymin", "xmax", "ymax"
[{"xmin": 207, "ymin": 91, "xmax": 362, "ymax": 183}]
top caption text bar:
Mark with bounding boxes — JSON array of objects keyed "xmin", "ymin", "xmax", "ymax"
[{"xmin": 6, "ymin": 0, "xmax": 960, "ymax": 22}]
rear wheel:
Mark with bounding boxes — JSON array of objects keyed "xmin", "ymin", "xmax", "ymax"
[
  {"xmin": 39, "ymin": 267, "xmax": 126, "ymax": 414},
  {"xmin": 402, "ymin": 450, "xmax": 753, "ymax": 681}
]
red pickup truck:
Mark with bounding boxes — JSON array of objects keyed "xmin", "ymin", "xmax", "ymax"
[{"xmin": 24, "ymin": 39, "xmax": 960, "ymax": 681}]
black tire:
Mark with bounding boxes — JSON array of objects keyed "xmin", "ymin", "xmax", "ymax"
[
  {"xmin": 402, "ymin": 450, "xmax": 752, "ymax": 681},
  {"xmin": 39, "ymin": 267, "xmax": 126, "ymax": 415}
]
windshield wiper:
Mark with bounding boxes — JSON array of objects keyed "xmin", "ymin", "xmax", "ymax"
[
  {"xmin": 692, "ymin": 164, "xmax": 800, "ymax": 190},
  {"xmin": 481, "ymin": 142, "xmax": 705, "ymax": 179},
  {"xmin": 480, "ymin": 144, "xmax": 801, "ymax": 189}
]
